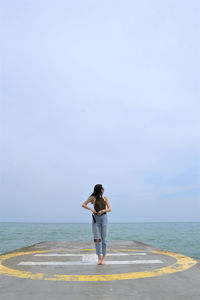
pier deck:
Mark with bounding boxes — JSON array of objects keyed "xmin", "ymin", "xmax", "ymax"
[{"xmin": 0, "ymin": 240, "xmax": 200, "ymax": 299}]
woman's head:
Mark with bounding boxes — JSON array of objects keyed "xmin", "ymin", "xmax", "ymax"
[{"xmin": 91, "ymin": 184, "xmax": 104, "ymax": 199}]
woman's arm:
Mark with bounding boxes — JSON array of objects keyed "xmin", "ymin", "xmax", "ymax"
[
  {"xmin": 104, "ymin": 197, "xmax": 111, "ymax": 213},
  {"xmin": 82, "ymin": 196, "xmax": 96, "ymax": 214}
]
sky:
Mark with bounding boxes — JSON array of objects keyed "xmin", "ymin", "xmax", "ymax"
[{"xmin": 1, "ymin": 0, "xmax": 200, "ymax": 223}]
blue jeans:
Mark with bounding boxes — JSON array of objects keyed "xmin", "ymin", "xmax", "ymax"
[{"xmin": 92, "ymin": 214, "xmax": 108, "ymax": 256}]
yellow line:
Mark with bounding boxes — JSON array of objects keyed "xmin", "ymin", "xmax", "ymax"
[
  {"xmin": 0, "ymin": 248, "xmax": 197, "ymax": 281},
  {"xmin": 0, "ymin": 251, "xmax": 52, "ymax": 280}
]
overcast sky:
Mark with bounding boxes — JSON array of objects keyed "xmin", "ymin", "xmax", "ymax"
[{"xmin": 1, "ymin": 0, "xmax": 200, "ymax": 223}]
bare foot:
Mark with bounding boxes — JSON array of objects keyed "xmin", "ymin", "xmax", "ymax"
[
  {"xmin": 101, "ymin": 255, "xmax": 106, "ymax": 265},
  {"xmin": 97, "ymin": 255, "xmax": 102, "ymax": 265}
]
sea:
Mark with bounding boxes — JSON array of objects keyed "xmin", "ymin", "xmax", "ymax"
[{"xmin": 0, "ymin": 222, "xmax": 200, "ymax": 260}]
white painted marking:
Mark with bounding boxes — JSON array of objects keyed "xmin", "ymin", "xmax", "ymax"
[
  {"xmin": 34, "ymin": 253, "xmax": 147, "ymax": 256},
  {"xmin": 18, "ymin": 260, "xmax": 163, "ymax": 266},
  {"xmin": 82, "ymin": 254, "xmax": 97, "ymax": 262},
  {"xmin": 19, "ymin": 253, "xmax": 163, "ymax": 266}
]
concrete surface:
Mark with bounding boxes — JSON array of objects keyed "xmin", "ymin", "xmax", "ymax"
[{"xmin": 0, "ymin": 240, "xmax": 200, "ymax": 300}]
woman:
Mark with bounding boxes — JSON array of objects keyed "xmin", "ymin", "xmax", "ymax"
[{"xmin": 82, "ymin": 184, "xmax": 111, "ymax": 265}]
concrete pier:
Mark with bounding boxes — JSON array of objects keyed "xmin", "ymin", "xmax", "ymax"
[{"xmin": 0, "ymin": 240, "xmax": 200, "ymax": 299}]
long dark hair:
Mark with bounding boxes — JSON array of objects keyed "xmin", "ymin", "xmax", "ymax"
[{"xmin": 90, "ymin": 184, "xmax": 103, "ymax": 200}]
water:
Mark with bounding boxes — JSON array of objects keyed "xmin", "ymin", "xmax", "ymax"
[{"xmin": 0, "ymin": 222, "xmax": 200, "ymax": 260}]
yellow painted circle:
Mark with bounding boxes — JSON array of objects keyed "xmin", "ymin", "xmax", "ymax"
[{"xmin": 0, "ymin": 249, "xmax": 197, "ymax": 281}]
